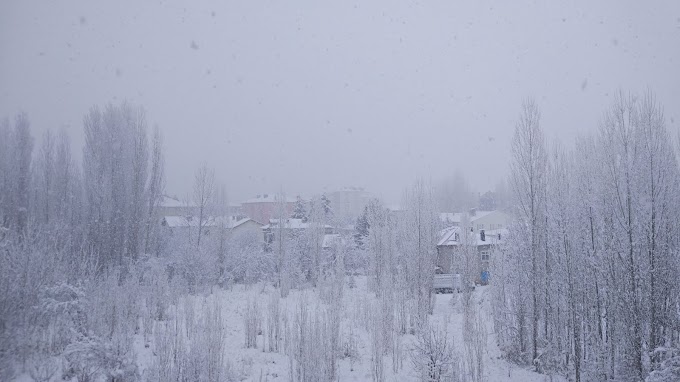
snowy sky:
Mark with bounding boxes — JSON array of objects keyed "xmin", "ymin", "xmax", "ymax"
[{"xmin": 2, "ymin": 1, "xmax": 679, "ymax": 204}]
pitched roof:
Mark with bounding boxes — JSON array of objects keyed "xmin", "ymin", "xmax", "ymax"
[
  {"xmin": 437, "ymin": 226, "xmax": 461, "ymax": 246},
  {"xmin": 437, "ymin": 226, "xmax": 508, "ymax": 247},
  {"xmin": 439, "ymin": 210, "xmax": 498, "ymax": 224},
  {"xmin": 162, "ymin": 215, "xmax": 260, "ymax": 229}
]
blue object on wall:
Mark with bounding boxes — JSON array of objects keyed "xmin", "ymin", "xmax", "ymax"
[{"xmin": 481, "ymin": 271, "xmax": 490, "ymax": 285}]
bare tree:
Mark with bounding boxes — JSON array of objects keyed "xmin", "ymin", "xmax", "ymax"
[
  {"xmin": 275, "ymin": 192, "xmax": 291, "ymax": 297},
  {"xmin": 35, "ymin": 130, "xmax": 55, "ymax": 225},
  {"xmin": 144, "ymin": 126, "xmax": 165, "ymax": 255},
  {"xmin": 411, "ymin": 323, "xmax": 458, "ymax": 382},
  {"xmin": 13, "ymin": 113, "xmax": 34, "ymax": 239},
  {"xmin": 434, "ymin": 169, "xmax": 475, "ymax": 213},
  {"xmin": 497, "ymin": 91, "xmax": 680, "ymax": 380},
  {"xmin": 126, "ymin": 106, "xmax": 149, "ymax": 259},
  {"xmin": 83, "ymin": 102, "xmax": 152, "ymax": 268},
  {"xmin": 510, "ymin": 98, "xmax": 547, "ymax": 365},
  {"xmin": 193, "ymin": 163, "xmax": 215, "ymax": 247}
]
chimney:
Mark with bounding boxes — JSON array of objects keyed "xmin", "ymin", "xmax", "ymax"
[
  {"xmin": 480, "ymin": 229, "xmax": 486, "ymax": 242},
  {"xmin": 469, "ymin": 207, "xmax": 477, "ymax": 217}
]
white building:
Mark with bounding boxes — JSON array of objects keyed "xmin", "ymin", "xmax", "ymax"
[
  {"xmin": 158, "ymin": 195, "xmax": 196, "ymax": 217},
  {"xmin": 161, "ymin": 215, "xmax": 263, "ymax": 243},
  {"xmin": 327, "ymin": 187, "xmax": 372, "ymax": 222}
]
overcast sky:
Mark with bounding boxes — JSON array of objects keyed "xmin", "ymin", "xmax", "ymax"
[{"xmin": 2, "ymin": 1, "xmax": 679, "ymax": 204}]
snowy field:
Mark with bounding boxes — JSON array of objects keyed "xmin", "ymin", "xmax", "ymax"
[
  {"xmin": 91, "ymin": 277, "xmax": 561, "ymax": 381},
  {"xmin": 123, "ymin": 279, "xmax": 560, "ymax": 382},
  {"xmin": 12, "ymin": 277, "xmax": 562, "ymax": 382}
]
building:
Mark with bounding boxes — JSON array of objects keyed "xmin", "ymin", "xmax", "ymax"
[
  {"xmin": 262, "ymin": 218, "xmax": 334, "ymax": 233},
  {"xmin": 322, "ymin": 233, "xmax": 346, "ymax": 264},
  {"xmin": 327, "ymin": 187, "xmax": 372, "ymax": 223},
  {"xmin": 261, "ymin": 218, "xmax": 335, "ymax": 246},
  {"xmin": 436, "ymin": 226, "xmax": 506, "ymax": 284},
  {"xmin": 159, "ymin": 195, "xmax": 243, "ymax": 218},
  {"xmin": 161, "ymin": 215, "xmax": 263, "ymax": 243},
  {"xmin": 241, "ymin": 194, "xmax": 296, "ymax": 224},
  {"xmin": 158, "ymin": 195, "xmax": 196, "ymax": 216},
  {"xmin": 439, "ymin": 209, "xmax": 511, "ymax": 233}
]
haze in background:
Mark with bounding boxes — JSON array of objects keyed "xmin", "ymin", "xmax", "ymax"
[{"xmin": 2, "ymin": 0, "xmax": 679, "ymax": 204}]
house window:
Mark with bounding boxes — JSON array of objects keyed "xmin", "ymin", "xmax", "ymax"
[{"xmin": 480, "ymin": 250, "xmax": 489, "ymax": 262}]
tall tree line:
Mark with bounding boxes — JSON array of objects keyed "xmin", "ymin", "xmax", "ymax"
[
  {"xmin": 0, "ymin": 102, "xmax": 165, "ymax": 370},
  {"xmin": 493, "ymin": 92, "xmax": 680, "ymax": 381},
  {"xmin": 83, "ymin": 103, "xmax": 164, "ymax": 269},
  {"xmin": 0, "ymin": 113, "xmax": 34, "ymax": 238}
]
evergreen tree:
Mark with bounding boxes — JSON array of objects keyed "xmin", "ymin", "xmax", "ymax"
[
  {"xmin": 353, "ymin": 206, "xmax": 370, "ymax": 249},
  {"xmin": 320, "ymin": 193, "xmax": 332, "ymax": 217},
  {"xmin": 292, "ymin": 196, "xmax": 308, "ymax": 222}
]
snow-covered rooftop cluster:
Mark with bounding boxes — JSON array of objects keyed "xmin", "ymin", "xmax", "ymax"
[
  {"xmin": 262, "ymin": 218, "xmax": 333, "ymax": 230},
  {"xmin": 162, "ymin": 215, "xmax": 255, "ymax": 229},
  {"xmin": 242, "ymin": 193, "xmax": 297, "ymax": 204}
]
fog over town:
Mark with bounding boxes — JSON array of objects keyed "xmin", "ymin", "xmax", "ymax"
[{"xmin": 1, "ymin": 1, "xmax": 680, "ymax": 381}]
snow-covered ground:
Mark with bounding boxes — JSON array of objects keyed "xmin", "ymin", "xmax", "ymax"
[
  {"xmin": 11, "ymin": 276, "xmax": 564, "ymax": 381},
  {"xmin": 120, "ymin": 278, "xmax": 561, "ymax": 381},
  {"xmin": 430, "ymin": 287, "xmax": 565, "ymax": 382}
]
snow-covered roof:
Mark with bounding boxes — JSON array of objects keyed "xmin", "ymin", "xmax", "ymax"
[
  {"xmin": 437, "ymin": 226, "xmax": 507, "ymax": 247},
  {"xmin": 220, "ymin": 217, "xmax": 261, "ymax": 229},
  {"xmin": 163, "ymin": 215, "xmax": 191, "ymax": 228},
  {"xmin": 439, "ymin": 210, "xmax": 497, "ymax": 224},
  {"xmin": 242, "ymin": 194, "xmax": 296, "ymax": 204},
  {"xmin": 437, "ymin": 226, "xmax": 461, "ymax": 246},
  {"xmin": 162, "ymin": 215, "xmax": 260, "ymax": 229},
  {"xmin": 322, "ymin": 234, "xmax": 343, "ymax": 249},
  {"xmin": 262, "ymin": 218, "xmax": 333, "ymax": 230}
]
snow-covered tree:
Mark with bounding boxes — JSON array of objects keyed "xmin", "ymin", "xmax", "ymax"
[
  {"xmin": 354, "ymin": 205, "xmax": 370, "ymax": 250},
  {"xmin": 83, "ymin": 102, "xmax": 152, "ymax": 268},
  {"xmin": 292, "ymin": 195, "xmax": 308, "ymax": 222},
  {"xmin": 509, "ymin": 98, "xmax": 547, "ymax": 365},
  {"xmin": 320, "ymin": 193, "xmax": 332, "ymax": 218},
  {"xmin": 192, "ymin": 163, "xmax": 215, "ymax": 247},
  {"xmin": 497, "ymin": 91, "xmax": 680, "ymax": 381}
]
